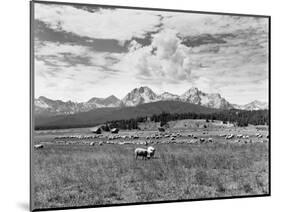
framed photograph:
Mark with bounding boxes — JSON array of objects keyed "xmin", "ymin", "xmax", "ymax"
[{"xmin": 30, "ymin": 1, "xmax": 270, "ymax": 211}]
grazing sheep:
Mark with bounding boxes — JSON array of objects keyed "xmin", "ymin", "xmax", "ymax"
[
  {"xmin": 99, "ymin": 141, "xmax": 103, "ymax": 146},
  {"xmin": 135, "ymin": 148, "xmax": 150, "ymax": 160},
  {"xmin": 90, "ymin": 142, "xmax": 95, "ymax": 146},
  {"xmin": 147, "ymin": 146, "xmax": 156, "ymax": 158},
  {"xmin": 199, "ymin": 138, "xmax": 205, "ymax": 143},
  {"xmin": 237, "ymin": 134, "xmax": 243, "ymax": 138},
  {"xmin": 34, "ymin": 144, "xmax": 44, "ymax": 149},
  {"xmin": 191, "ymin": 139, "xmax": 197, "ymax": 144},
  {"xmin": 208, "ymin": 138, "xmax": 213, "ymax": 142},
  {"xmin": 226, "ymin": 134, "xmax": 234, "ymax": 139}
]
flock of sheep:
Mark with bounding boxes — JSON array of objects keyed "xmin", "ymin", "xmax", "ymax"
[{"xmin": 34, "ymin": 130, "xmax": 268, "ymax": 150}]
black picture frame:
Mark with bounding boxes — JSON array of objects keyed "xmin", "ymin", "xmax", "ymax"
[{"xmin": 30, "ymin": 1, "xmax": 271, "ymax": 211}]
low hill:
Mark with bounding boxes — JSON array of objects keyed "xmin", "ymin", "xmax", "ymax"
[{"xmin": 35, "ymin": 101, "xmax": 218, "ymax": 130}]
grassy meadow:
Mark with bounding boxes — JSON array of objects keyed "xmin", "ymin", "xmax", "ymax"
[{"xmin": 32, "ymin": 140, "xmax": 269, "ymax": 209}]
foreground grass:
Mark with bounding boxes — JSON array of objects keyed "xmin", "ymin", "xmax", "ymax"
[{"xmin": 33, "ymin": 143, "xmax": 269, "ymax": 209}]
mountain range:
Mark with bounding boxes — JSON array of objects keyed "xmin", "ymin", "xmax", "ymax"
[
  {"xmin": 35, "ymin": 100, "xmax": 218, "ymax": 129},
  {"xmin": 34, "ymin": 87, "xmax": 268, "ymax": 115}
]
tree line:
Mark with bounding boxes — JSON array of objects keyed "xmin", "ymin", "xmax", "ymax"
[
  {"xmin": 35, "ymin": 109, "xmax": 269, "ymax": 130},
  {"xmin": 105, "ymin": 109, "xmax": 269, "ymax": 130}
]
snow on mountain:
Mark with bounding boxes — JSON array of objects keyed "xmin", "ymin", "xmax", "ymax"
[
  {"xmin": 180, "ymin": 87, "xmax": 233, "ymax": 109},
  {"xmin": 122, "ymin": 86, "xmax": 158, "ymax": 106},
  {"xmin": 159, "ymin": 92, "xmax": 180, "ymax": 101},
  {"xmin": 35, "ymin": 96, "xmax": 90, "ymax": 115},
  {"xmin": 35, "ymin": 87, "xmax": 268, "ymax": 115},
  {"xmin": 122, "ymin": 86, "xmax": 233, "ymax": 109},
  {"xmin": 233, "ymin": 100, "xmax": 268, "ymax": 111},
  {"xmin": 35, "ymin": 95, "xmax": 122, "ymax": 115},
  {"xmin": 35, "ymin": 97, "xmax": 50, "ymax": 109},
  {"xmin": 87, "ymin": 95, "xmax": 121, "ymax": 108}
]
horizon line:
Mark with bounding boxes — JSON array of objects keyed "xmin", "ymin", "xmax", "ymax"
[{"xmin": 35, "ymin": 86, "xmax": 268, "ymax": 106}]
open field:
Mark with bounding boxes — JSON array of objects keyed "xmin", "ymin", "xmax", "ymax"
[{"xmin": 32, "ymin": 120, "xmax": 269, "ymax": 209}]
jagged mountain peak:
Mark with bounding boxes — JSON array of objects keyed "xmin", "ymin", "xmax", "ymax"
[
  {"xmin": 35, "ymin": 87, "xmax": 268, "ymax": 116},
  {"xmin": 180, "ymin": 87, "xmax": 232, "ymax": 110},
  {"xmin": 122, "ymin": 86, "xmax": 158, "ymax": 107},
  {"xmin": 132, "ymin": 86, "xmax": 155, "ymax": 93},
  {"xmin": 233, "ymin": 100, "xmax": 268, "ymax": 110},
  {"xmin": 188, "ymin": 87, "xmax": 200, "ymax": 92}
]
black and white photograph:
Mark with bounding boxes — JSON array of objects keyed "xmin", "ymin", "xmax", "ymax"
[{"xmin": 31, "ymin": 1, "xmax": 270, "ymax": 211}]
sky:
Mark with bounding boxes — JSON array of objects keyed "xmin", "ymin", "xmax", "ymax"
[{"xmin": 33, "ymin": 3, "xmax": 269, "ymax": 105}]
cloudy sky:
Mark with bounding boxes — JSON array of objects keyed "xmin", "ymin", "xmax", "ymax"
[{"xmin": 34, "ymin": 3, "xmax": 269, "ymax": 105}]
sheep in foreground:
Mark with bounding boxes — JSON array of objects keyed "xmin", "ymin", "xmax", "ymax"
[
  {"xmin": 135, "ymin": 148, "xmax": 150, "ymax": 160},
  {"xmin": 147, "ymin": 146, "xmax": 156, "ymax": 158},
  {"xmin": 135, "ymin": 146, "xmax": 156, "ymax": 160}
]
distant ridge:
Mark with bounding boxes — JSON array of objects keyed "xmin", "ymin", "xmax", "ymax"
[
  {"xmin": 35, "ymin": 87, "xmax": 268, "ymax": 116},
  {"xmin": 232, "ymin": 100, "xmax": 268, "ymax": 111}
]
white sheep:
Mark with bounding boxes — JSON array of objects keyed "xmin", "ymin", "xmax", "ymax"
[
  {"xmin": 135, "ymin": 148, "xmax": 150, "ymax": 160},
  {"xmin": 147, "ymin": 146, "xmax": 156, "ymax": 158}
]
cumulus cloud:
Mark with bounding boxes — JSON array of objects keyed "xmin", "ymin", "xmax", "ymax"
[
  {"xmin": 34, "ymin": 3, "xmax": 269, "ymax": 104},
  {"xmin": 35, "ymin": 3, "xmax": 161, "ymax": 42},
  {"xmin": 113, "ymin": 29, "xmax": 192, "ymax": 84}
]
